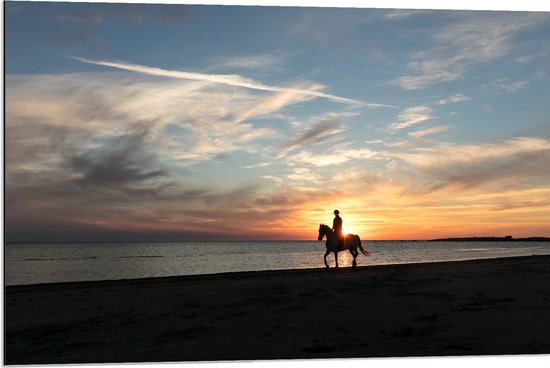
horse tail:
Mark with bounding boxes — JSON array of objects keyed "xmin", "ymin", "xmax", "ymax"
[{"xmin": 358, "ymin": 238, "xmax": 370, "ymax": 256}]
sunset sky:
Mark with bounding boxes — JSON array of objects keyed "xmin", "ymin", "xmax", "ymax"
[{"xmin": 5, "ymin": 1, "xmax": 550, "ymax": 241}]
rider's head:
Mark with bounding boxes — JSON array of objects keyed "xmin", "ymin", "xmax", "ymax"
[{"xmin": 334, "ymin": 209, "xmax": 340, "ymax": 215}]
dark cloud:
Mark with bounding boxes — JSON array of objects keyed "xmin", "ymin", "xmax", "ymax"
[
  {"xmin": 400, "ymin": 138, "xmax": 550, "ymax": 194},
  {"xmin": 6, "ymin": 2, "xmax": 188, "ymax": 49},
  {"xmin": 4, "ymin": 183, "xmax": 287, "ymax": 242},
  {"xmin": 66, "ymin": 131, "xmax": 169, "ymax": 197},
  {"xmin": 496, "ymin": 199, "xmax": 550, "ymax": 211},
  {"xmin": 443, "ymin": 150, "xmax": 550, "ymax": 190},
  {"xmin": 4, "ymin": 214, "xmax": 243, "ymax": 243},
  {"xmin": 455, "ymin": 155, "xmax": 544, "ymax": 190},
  {"xmin": 103, "ymin": 3, "xmax": 187, "ymax": 27},
  {"xmin": 55, "ymin": 7, "xmax": 104, "ymax": 44},
  {"xmin": 283, "ymin": 119, "xmax": 345, "ymax": 151},
  {"xmin": 149, "ymin": 5, "xmax": 187, "ymax": 25},
  {"xmin": 57, "ymin": 2, "xmax": 188, "ymax": 28}
]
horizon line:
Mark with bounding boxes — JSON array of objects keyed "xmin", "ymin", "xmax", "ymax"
[{"xmin": 6, "ymin": 236, "xmax": 550, "ymax": 244}]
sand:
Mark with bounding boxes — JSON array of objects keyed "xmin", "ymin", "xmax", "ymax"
[{"xmin": 5, "ymin": 255, "xmax": 550, "ymax": 364}]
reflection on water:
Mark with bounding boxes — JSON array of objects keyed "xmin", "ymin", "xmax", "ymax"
[
  {"xmin": 5, "ymin": 241, "xmax": 550, "ymax": 285},
  {"xmin": 334, "ymin": 250, "xmax": 353, "ymax": 267}
]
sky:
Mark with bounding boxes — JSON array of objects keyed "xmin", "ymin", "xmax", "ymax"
[{"xmin": 4, "ymin": 1, "xmax": 550, "ymax": 241}]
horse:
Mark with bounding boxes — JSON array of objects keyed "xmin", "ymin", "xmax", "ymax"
[{"xmin": 318, "ymin": 224, "xmax": 370, "ymax": 269}]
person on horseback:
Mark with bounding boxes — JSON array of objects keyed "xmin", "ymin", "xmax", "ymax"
[{"xmin": 332, "ymin": 209, "xmax": 345, "ymax": 250}]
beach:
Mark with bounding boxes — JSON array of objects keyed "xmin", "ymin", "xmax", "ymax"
[{"xmin": 5, "ymin": 255, "xmax": 550, "ymax": 364}]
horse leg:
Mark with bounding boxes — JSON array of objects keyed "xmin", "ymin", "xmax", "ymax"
[
  {"xmin": 324, "ymin": 249, "xmax": 331, "ymax": 268},
  {"xmin": 350, "ymin": 248, "xmax": 357, "ymax": 268},
  {"xmin": 334, "ymin": 251, "xmax": 339, "ymax": 268}
]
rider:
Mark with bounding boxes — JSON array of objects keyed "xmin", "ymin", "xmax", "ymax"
[{"xmin": 332, "ymin": 209, "xmax": 345, "ymax": 250}]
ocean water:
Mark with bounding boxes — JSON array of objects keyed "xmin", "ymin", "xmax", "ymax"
[{"xmin": 4, "ymin": 240, "xmax": 550, "ymax": 286}]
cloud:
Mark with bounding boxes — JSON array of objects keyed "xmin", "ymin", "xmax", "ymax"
[
  {"xmin": 261, "ymin": 175, "xmax": 283, "ymax": 185},
  {"xmin": 211, "ymin": 53, "xmax": 288, "ymax": 71},
  {"xmin": 408, "ymin": 125, "xmax": 451, "ymax": 138},
  {"xmin": 8, "ymin": 66, "xmax": 386, "ymax": 241},
  {"xmin": 484, "ymin": 78, "xmax": 529, "ymax": 93},
  {"xmin": 282, "ymin": 119, "xmax": 345, "ymax": 151},
  {"xmin": 243, "ymin": 162, "xmax": 271, "ymax": 169},
  {"xmin": 66, "ymin": 131, "xmax": 170, "ymax": 197},
  {"xmin": 394, "ymin": 72, "xmax": 461, "ymax": 91},
  {"xmin": 286, "ymin": 11, "xmax": 341, "ymax": 47},
  {"xmin": 392, "ymin": 137, "xmax": 550, "ymax": 190},
  {"xmin": 6, "ymin": 72, "xmax": 288, "ymax": 167},
  {"xmin": 57, "ymin": 10, "xmax": 103, "ymax": 24},
  {"xmin": 383, "ymin": 9, "xmax": 432, "ymax": 20},
  {"xmin": 286, "ymin": 168, "xmax": 321, "ymax": 184},
  {"xmin": 286, "ymin": 151, "xmax": 350, "ymax": 167},
  {"xmin": 70, "ymin": 56, "xmax": 394, "ymax": 108},
  {"xmin": 393, "ymin": 13, "xmax": 544, "ymax": 89},
  {"xmin": 438, "ymin": 93, "xmax": 471, "ymax": 105},
  {"xmin": 4, "ymin": 180, "xmax": 273, "ymax": 242},
  {"xmin": 56, "ymin": 3, "xmax": 187, "ymax": 27},
  {"xmin": 8, "ymin": 2, "xmax": 188, "ymax": 50},
  {"xmin": 287, "ymin": 147, "xmax": 382, "ymax": 167},
  {"xmin": 389, "ymin": 106, "xmax": 434, "ymax": 131},
  {"xmin": 232, "ymin": 85, "xmax": 317, "ymax": 124},
  {"xmin": 398, "ymin": 137, "xmax": 550, "ymax": 167}
]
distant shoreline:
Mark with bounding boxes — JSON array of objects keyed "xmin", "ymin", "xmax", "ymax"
[{"xmin": 430, "ymin": 236, "xmax": 550, "ymax": 242}]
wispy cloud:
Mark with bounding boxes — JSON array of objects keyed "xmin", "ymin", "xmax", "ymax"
[
  {"xmin": 438, "ymin": 93, "xmax": 471, "ymax": 105},
  {"xmin": 409, "ymin": 125, "xmax": 451, "ymax": 138},
  {"xmin": 243, "ymin": 162, "xmax": 271, "ymax": 169},
  {"xmin": 8, "ymin": 64, "xmax": 391, "ymax": 240},
  {"xmin": 261, "ymin": 175, "xmax": 283, "ymax": 185},
  {"xmin": 287, "ymin": 147, "xmax": 382, "ymax": 167},
  {"xmin": 392, "ymin": 137, "xmax": 550, "ymax": 190},
  {"xmin": 282, "ymin": 119, "xmax": 345, "ymax": 152},
  {"xmin": 394, "ymin": 72, "xmax": 461, "ymax": 91},
  {"xmin": 70, "ymin": 56, "xmax": 394, "ymax": 108},
  {"xmin": 210, "ymin": 52, "xmax": 287, "ymax": 71},
  {"xmin": 389, "ymin": 106, "xmax": 434, "ymax": 131},
  {"xmin": 6, "ymin": 72, "xmax": 283, "ymax": 192},
  {"xmin": 286, "ymin": 167, "xmax": 321, "ymax": 184},
  {"xmin": 394, "ymin": 13, "xmax": 544, "ymax": 90},
  {"xmin": 232, "ymin": 86, "xmax": 317, "ymax": 124},
  {"xmin": 484, "ymin": 78, "xmax": 529, "ymax": 93},
  {"xmin": 383, "ymin": 9, "xmax": 431, "ymax": 20},
  {"xmin": 8, "ymin": 2, "xmax": 187, "ymax": 50},
  {"xmin": 57, "ymin": 11, "xmax": 103, "ymax": 24},
  {"xmin": 56, "ymin": 3, "xmax": 187, "ymax": 27}
]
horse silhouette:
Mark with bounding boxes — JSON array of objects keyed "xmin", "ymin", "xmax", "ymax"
[{"xmin": 318, "ymin": 224, "xmax": 370, "ymax": 268}]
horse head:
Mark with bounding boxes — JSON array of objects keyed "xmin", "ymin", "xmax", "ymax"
[{"xmin": 318, "ymin": 223, "xmax": 329, "ymax": 241}]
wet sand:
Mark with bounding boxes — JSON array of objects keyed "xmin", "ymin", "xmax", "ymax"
[{"xmin": 5, "ymin": 255, "xmax": 550, "ymax": 364}]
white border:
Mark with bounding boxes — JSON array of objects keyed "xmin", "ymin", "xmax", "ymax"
[{"xmin": 3, "ymin": 0, "xmax": 549, "ymax": 367}]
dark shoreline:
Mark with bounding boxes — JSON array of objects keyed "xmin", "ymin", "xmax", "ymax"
[
  {"xmin": 430, "ymin": 237, "xmax": 550, "ymax": 242},
  {"xmin": 5, "ymin": 254, "xmax": 550, "ymax": 364}
]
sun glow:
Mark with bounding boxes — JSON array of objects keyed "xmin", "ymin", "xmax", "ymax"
[{"xmin": 343, "ymin": 225, "xmax": 353, "ymax": 235}]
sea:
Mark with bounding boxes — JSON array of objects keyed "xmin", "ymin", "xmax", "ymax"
[{"xmin": 5, "ymin": 240, "xmax": 550, "ymax": 286}]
